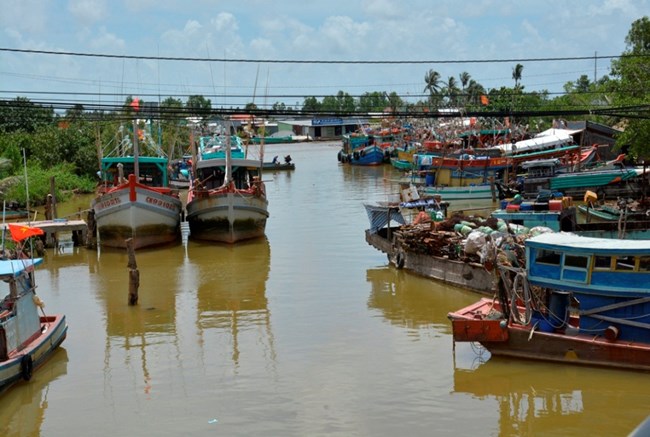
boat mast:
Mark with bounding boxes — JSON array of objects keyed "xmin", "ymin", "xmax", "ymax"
[
  {"xmin": 133, "ymin": 118, "xmax": 140, "ymax": 179},
  {"xmin": 224, "ymin": 120, "xmax": 232, "ymax": 185}
]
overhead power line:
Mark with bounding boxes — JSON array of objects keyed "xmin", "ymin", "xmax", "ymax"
[{"xmin": 0, "ymin": 47, "xmax": 641, "ymax": 64}]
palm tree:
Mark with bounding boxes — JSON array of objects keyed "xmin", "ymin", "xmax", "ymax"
[
  {"xmin": 512, "ymin": 64, "xmax": 524, "ymax": 90},
  {"xmin": 443, "ymin": 76, "xmax": 459, "ymax": 107},
  {"xmin": 466, "ymin": 80, "xmax": 486, "ymax": 106},
  {"xmin": 423, "ymin": 69, "xmax": 442, "ymax": 98},
  {"xmin": 459, "ymin": 72, "xmax": 471, "ymax": 90},
  {"xmin": 458, "ymin": 72, "xmax": 471, "ymax": 106}
]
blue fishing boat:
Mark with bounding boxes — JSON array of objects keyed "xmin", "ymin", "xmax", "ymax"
[
  {"xmin": 337, "ymin": 134, "xmax": 385, "ymax": 166},
  {"xmin": 0, "ymin": 256, "xmax": 67, "ymax": 393},
  {"xmin": 448, "ymin": 232, "xmax": 650, "ymax": 371}
]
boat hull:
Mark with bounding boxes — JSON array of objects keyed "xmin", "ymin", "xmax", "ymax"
[
  {"xmin": 419, "ymin": 184, "xmax": 495, "ymax": 200},
  {"xmin": 262, "ymin": 162, "xmax": 295, "ymax": 171},
  {"xmin": 92, "ymin": 179, "xmax": 182, "ymax": 249},
  {"xmin": 186, "ymin": 192, "xmax": 269, "ymax": 243},
  {"xmin": 0, "ymin": 314, "xmax": 68, "ymax": 393},
  {"xmin": 449, "ymin": 298, "xmax": 650, "ymax": 371},
  {"xmin": 365, "ymin": 228, "xmax": 496, "ymax": 294}
]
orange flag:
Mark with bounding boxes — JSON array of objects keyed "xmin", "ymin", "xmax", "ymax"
[
  {"xmin": 480, "ymin": 95, "xmax": 489, "ymax": 106},
  {"xmin": 7, "ymin": 224, "xmax": 44, "ymax": 242}
]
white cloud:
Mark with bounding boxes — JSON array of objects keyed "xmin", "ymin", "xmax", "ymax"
[
  {"xmin": 0, "ymin": 0, "xmax": 48, "ymax": 33},
  {"xmin": 320, "ymin": 16, "xmax": 371, "ymax": 56},
  {"xmin": 211, "ymin": 12, "xmax": 239, "ymax": 33},
  {"xmin": 89, "ymin": 27, "xmax": 126, "ymax": 51},
  {"xmin": 68, "ymin": 0, "xmax": 108, "ymax": 24}
]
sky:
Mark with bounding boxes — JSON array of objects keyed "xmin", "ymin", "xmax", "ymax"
[{"xmin": 0, "ymin": 0, "xmax": 648, "ymax": 111}]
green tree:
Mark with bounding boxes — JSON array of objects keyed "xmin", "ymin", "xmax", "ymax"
[
  {"xmin": 0, "ymin": 97, "xmax": 54, "ymax": 133},
  {"xmin": 423, "ymin": 69, "xmax": 442, "ymax": 107},
  {"xmin": 442, "ymin": 76, "xmax": 460, "ymax": 107},
  {"xmin": 186, "ymin": 95, "xmax": 212, "ymax": 118},
  {"xmin": 335, "ymin": 91, "xmax": 356, "ymax": 114},
  {"xmin": 512, "ymin": 64, "xmax": 524, "ymax": 90},
  {"xmin": 611, "ymin": 16, "xmax": 650, "ymax": 158},
  {"xmin": 302, "ymin": 96, "xmax": 320, "ymax": 113},
  {"xmin": 358, "ymin": 92, "xmax": 389, "ymax": 113}
]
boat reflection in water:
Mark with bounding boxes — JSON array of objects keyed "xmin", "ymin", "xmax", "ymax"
[
  {"xmin": 93, "ymin": 236, "xmax": 272, "ymax": 398},
  {"xmin": 452, "ymin": 358, "xmax": 650, "ymax": 436},
  {"xmin": 365, "ymin": 266, "xmax": 473, "ymax": 333},
  {"xmin": 1, "ymin": 348, "xmax": 68, "ymax": 435},
  {"xmin": 193, "ymin": 238, "xmax": 273, "ymax": 366}
]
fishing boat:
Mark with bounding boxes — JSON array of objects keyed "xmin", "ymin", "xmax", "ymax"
[
  {"xmin": 263, "ymin": 155, "xmax": 295, "ymax": 171},
  {"xmin": 92, "ymin": 156, "xmax": 183, "ymax": 249},
  {"xmin": 448, "ymin": 232, "xmax": 650, "ymax": 371},
  {"xmin": 0, "ymin": 226, "xmax": 67, "ymax": 393},
  {"xmin": 520, "ymin": 153, "xmax": 643, "ymax": 199},
  {"xmin": 417, "ymin": 154, "xmax": 509, "ymax": 201},
  {"xmin": 186, "ymin": 132, "xmax": 269, "ymax": 243},
  {"xmin": 251, "ymin": 135, "xmax": 293, "ymax": 144},
  {"xmin": 363, "ymin": 198, "xmax": 500, "ymax": 295},
  {"xmin": 338, "ymin": 133, "xmax": 384, "ymax": 166}
]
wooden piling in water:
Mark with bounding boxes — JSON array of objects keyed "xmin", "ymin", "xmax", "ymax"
[{"xmin": 126, "ymin": 238, "xmax": 139, "ymax": 305}]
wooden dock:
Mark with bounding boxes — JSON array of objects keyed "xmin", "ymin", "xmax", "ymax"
[{"xmin": 2, "ymin": 219, "xmax": 88, "ymax": 248}]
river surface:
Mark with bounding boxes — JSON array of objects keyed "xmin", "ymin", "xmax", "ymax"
[{"xmin": 1, "ymin": 142, "xmax": 649, "ymax": 436}]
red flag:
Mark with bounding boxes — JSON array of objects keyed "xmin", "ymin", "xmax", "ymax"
[
  {"xmin": 130, "ymin": 98, "xmax": 140, "ymax": 112},
  {"xmin": 7, "ymin": 224, "xmax": 44, "ymax": 242},
  {"xmin": 480, "ymin": 95, "xmax": 489, "ymax": 106}
]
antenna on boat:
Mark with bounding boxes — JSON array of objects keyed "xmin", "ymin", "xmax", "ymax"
[{"xmin": 22, "ymin": 148, "xmax": 30, "ymax": 226}]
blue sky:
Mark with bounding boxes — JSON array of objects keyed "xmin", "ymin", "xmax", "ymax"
[{"xmin": 0, "ymin": 0, "xmax": 647, "ymax": 110}]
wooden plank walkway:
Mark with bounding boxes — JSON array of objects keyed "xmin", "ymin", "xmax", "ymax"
[{"xmin": 1, "ymin": 219, "xmax": 88, "ymax": 248}]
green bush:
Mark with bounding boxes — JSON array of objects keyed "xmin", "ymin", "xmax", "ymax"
[{"xmin": 3, "ymin": 162, "xmax": 96, "ymax": 207}]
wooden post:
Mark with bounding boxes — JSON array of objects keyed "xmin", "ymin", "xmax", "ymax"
[
  {"xmin": 126, "ymin": 238, "xmax": 139, "ymax": 305},
  {"xmin": 44, "ymin": 194, "xmax": 53, "ymax": 221},
  {"xmin": 49, "ymin": 176, "xmax": 58, "ymax": 219},
  {"xmin": 489, "ymin": 176, "xmax": 496, "ymax": 202}
]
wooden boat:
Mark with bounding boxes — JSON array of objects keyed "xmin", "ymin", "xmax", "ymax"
[
  {"xmin": 338, "ymin": 135, "xmax": 385, "ymax": 166},
  {"xmin": 389, "ymin": 157, "xmax": 414, "ymax": 171},
  {"xmin": 492, "ymin": 128, "xmax": 576, "ymax": 156},
  {"xmin": 262, "ymin": 162, "xmax": 295, "ymax": 171},
  {"xmin": 92, "ymin": 156, "xmax": 183, "ymax": 249},
  {"xmin": 363, "ymin": 202, "xmax": 497, "ymax": 294},
  {"xmin": 448, "ymin": 232, "xmax": 650, "ymax": 371},
  {"xmin": 251, "ymin": 135, "xmax": 293, "ymax": 144},
  {"xmin": 417, "ymin": 154, "xmax": 508, "ymax": 200},
  {"xmin": 520, "ymin": 154, "xmax": 643, "ymax": 199},
  {"xmin": 1, "ymin": 210, "xmax": 31, "ymax": 221},
  {"xmin": 0, "ymin": 256, "xmax": 67, "ymax": 393},
  {"xmin": 263, "ymin": 155, "xmax": 295, "ymax": 171},
  {"xmin": 186, "ymin": 133, "xmax": 269, "ymax": 243}
]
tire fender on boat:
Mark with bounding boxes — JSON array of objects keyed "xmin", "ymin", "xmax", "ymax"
[
  {"xmin": 21, "ymin": 354, "xmax": 33, "ymax": 381},
  {"xmin": 395, "ymin": 251, "xmax": 405, "ymax": 269}
]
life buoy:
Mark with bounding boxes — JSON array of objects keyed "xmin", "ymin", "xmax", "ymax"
[
  {"xmin": 395, "ymin": 252, "xmax": 405, "ymax": 269},
  {"xmin": 21, "ymin": 355, "xmax": 33, "ymax": 381},
  {"xmin": 337, "ymin": 151, "xmax": 342, "ymax": 162}
]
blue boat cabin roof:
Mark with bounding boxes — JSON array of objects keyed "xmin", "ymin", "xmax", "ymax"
[
  {"xmin": 526, "ymin": 232, "xmax": 650, "ymax": 256},
  {"xmin": 0, "ymin": 258, "xmax": 43, "ymax": 278}
]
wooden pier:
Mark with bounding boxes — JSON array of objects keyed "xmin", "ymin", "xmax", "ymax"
[{"xmin": 2, "ymin": 219, "xmax": 88, "ymax": 248}]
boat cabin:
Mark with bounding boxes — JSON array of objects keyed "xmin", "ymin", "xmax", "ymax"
[
  {"xmin": 525, "ymin": 232, "xmax": 650, "ymax": 342},
  {"xmin": 99, "ymin": 156, "xmax": 170, "ymax": 188},
  {"xmin": 0, "ymin": 259, "xmax": 42, "ymax": 360},
  {"xmin": 195, "ymin": 158, "xmax": 263, "ymax": 191}
]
